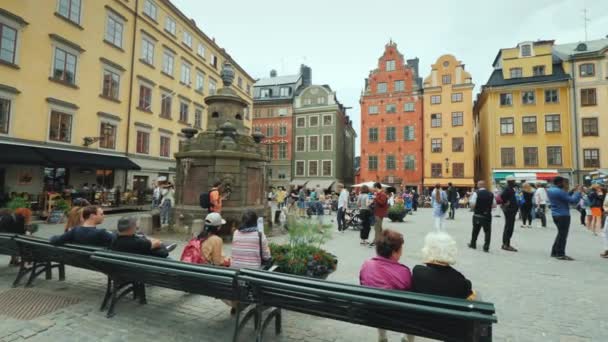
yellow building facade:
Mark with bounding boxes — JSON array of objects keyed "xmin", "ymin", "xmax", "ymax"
[
  {"xmin": 475, "ymin": 41, "xmax": 573, "ymax": 187},
  {"xmin": 0, "ymin": 0, "xmax": 254, "ymax": 199},
  {"xmin": 423, "ymin": 54, "xmax": 475, "ymax": 190}
]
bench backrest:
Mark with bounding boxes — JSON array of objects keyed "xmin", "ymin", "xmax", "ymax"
[
  {"xmin": 0, "ymin": 233, "xmax": 18, "ymax": 256},
  {"xmin": 14, "ymin": 236, "xmax": 102, "ymax": 271},
  {"xmin": 237, "ymin": 269, "xmax": 497, "ymax": 341},
  {"xmin": 91, "ymin": 251, "xmax": 241, "ymax": 301}
]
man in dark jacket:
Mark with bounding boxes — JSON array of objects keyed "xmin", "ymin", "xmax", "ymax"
[
  {"xmin": 50, "ymin": 206, "xmax": 114, "ymax": 247},
  {"xmin": 447, "ymin": 183, "xmax": 458, "ymax": 220},
  {"xmin": 111, "ymin": 217, "xmax": 170, "ymax": 258},
  {"xmin": 468, "ymin": 181, "xmax": 496, "ymax": 252},
  {"xmin": 500, "ymin": 177, "xmax": 519, "ymax": 252}
]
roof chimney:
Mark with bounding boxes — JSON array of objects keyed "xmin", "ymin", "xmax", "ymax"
[
  {"xmin": 270, "ymin": 69, "xmax": 277, "ymax": 77},
  {"xmin": 300, "ymin": 64, "xmax": 312, "ymax": 87}
]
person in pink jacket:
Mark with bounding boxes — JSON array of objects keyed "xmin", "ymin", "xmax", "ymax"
[{"xmin": 359, "ymin": 229, "xmax": 414, "ymax": 342}]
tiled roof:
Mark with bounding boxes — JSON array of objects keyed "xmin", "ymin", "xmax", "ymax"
[
  {"xmin": 484, "ymin": 63, "xmax": 570, "ymax": 88},
  {"xmin": 254, "ymin": 74, "xmax": 301, "ymax": 87},
  {"xmin": 554, "ymin": 38, "xmax": 608, "ymax": 59}
]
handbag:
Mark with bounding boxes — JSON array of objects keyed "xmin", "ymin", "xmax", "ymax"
[
  {"xmin": 440, "ymin": 201, "xmax": 449, "ymax": 213},
  {"xmin": 258, "ymin": 231, "xmax": 273, "ymax": 270}
]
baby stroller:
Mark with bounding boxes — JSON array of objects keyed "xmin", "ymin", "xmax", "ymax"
[{"xmin": 344, "ymin": 207, "xmax": 363, "ymax": 231}]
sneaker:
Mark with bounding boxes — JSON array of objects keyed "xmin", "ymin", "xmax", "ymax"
[
  {"xmin": 369, "ymin": 242, "xmax": 376, "ymax": 247},
  {"xmin": 467, "ymin": 243, "xmax": 476, "ymax": 250},
  {"xmin": 600, "ymin": 251, "xmax": 608, "ymax": 258},
  {"xmin": 501, "ymin": 245, "xmax": 518, "ymax": 252},
  {"xmin": 557, "ymin": 255, "xmax": 574, "ymax": 261},
  {"xmin": 165, "ymin": 243, "xmax": 178, "ymax": 252}
]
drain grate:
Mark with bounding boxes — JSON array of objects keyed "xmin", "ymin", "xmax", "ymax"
[{"xmin": 0, "ymin": 288, "xmax": 80, "ymax": 320}]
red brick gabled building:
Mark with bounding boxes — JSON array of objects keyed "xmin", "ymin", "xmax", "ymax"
[{"xmin": 359, "ymin": 41, "xmax": 424, "ymax": 189}]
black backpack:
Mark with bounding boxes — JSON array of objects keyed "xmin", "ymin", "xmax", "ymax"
[{"xmin": 200, "ymin": 192, "xmax": 211, "ymax": 209}]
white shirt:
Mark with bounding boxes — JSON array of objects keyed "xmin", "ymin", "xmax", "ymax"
[
  {"xmin": 338, "ymin": 189, "xmax": 349, "ymax": 209},
  {"xmin": 534, "ymin": 187, "xmax": 548, "ymax": 205},
  {"xmin": 153, "ymin": 187, "xmax": 161, "ymax": 199},
  {"xmin": 469, "ymin": 188, "xmax": 497, "ymax": 209}
]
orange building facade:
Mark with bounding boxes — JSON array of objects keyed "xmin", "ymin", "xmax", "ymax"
[{"xmin": 359, "ymin": 42, "xmax": 424, "ymax": 189}]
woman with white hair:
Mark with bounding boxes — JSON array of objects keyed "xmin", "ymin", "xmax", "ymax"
[{"xmin": 412, "ymin": 231, "xmax": 474, "ymax": 299}]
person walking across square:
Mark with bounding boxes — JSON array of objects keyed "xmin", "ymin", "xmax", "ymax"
[
  {"xmin": 534, "ymin": 183, "xmax": 548, "ymax": 228},
  {"xmin": 371, "ymin": 182, "xmax": 388, "ymax": 246},
  {"xmin": 547, "ymin": 177, "xmax": 581, "ymax": 260},
  {"xmin": 468, "ymin": 181, "xmax": 496, "ymax": 252},
  {"xmin": 447, "ymin": 183, "xmax": 458, "ymax": 220},
  {"xmin": 336, "ymin": 183, "xmax": 349, "ymax": 232},
  {"xmin": 500, "ymin": 176, "xmax": 519, "ymax": 252}
]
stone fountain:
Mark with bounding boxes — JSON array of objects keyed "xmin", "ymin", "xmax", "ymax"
[{"xmin": 174, "ymin": 63, "xmax": 269, "ymax": 236}]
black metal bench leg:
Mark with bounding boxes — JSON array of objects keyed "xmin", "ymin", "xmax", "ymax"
[
  {"xmin": 137, "ymin": 283, "xmax": 147, "ymax": 305},
  {"xmin": 232, "ymin": 303, "xmax": 242, "ymax": 342},
  {"xmin": 275, "ymin": 308, "xmax": 282, "ymax": 335},
  {"xmin": 100, "ymin": 277, "xmax": 112, "ymax": 311},
  {"xmin": 106, "ymin": 281, "xmax": 120, "ymax": 318},
  {"xmin": 58, "ymin": 263, "xmax": 65, "ymax": 281},
  {"xmin": 25, "ymin": 261, "xmax": 38, "ymax": 287},
  {"xmin": 12, "ymin": 261, "xmax": 29, "ymax": 287},
  {"xmin": 255, "ymin": 304, "xmax": 263, "ymax": 342},
  {"xmin": 44, "ymin": 262, "xmax": 52, "ymax": 280}
]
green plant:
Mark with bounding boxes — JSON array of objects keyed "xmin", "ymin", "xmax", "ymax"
[
  {"xmin": 388, "ymin": 203, "xmax": 405, "ymax": 214},
  {"xmin": 7, "ymin": 197, "xmax": 30, "ymax": 211},
  {"xmin": 286, "ymin": 219, "xmax": 333, "ymax": 248},
  {"xmin": 54, "ymin": 199, "xmax": 70, "ymax": 213}
]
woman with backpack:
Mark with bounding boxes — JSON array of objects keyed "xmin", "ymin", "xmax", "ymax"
[
  {"xmin": 588, "ymin": 184, "xmax": 605, "ymax": 235},
  {"xmin": 431, "ymin": 183, "xmax": 448, "ymax": 232},
  {"xmin": 520, "ymin": 183, "xmax": 534, "ymax": 228},
  {"xmin": 180, "ymin": 212, "xmax": 230, "ymax": 266}
]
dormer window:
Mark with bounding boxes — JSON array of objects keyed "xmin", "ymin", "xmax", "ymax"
[
  {"xmin": 510, "ymin": 68, "xmax": 523, "ymax": 78},
  {"xmin": 386, "ymin": 60, "xmax": 396, "ymax": 71},
  {"xmin": 520, "ymin": 44, "xmax": 532, "ymax": 57},
  {"xmin": 279, "ymin": 87, "xmax": 291, "ymax": 97},
  {"xmin": 533, "ymin": 65, "xmax": 545, "ymax": 76},
  {"xmin": 260, "ymin": 88, "xmax": 272, "ymax": 98}
]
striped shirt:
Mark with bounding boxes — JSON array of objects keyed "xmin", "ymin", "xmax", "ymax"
[{"xmin": 231, "ymin": 230, "xmax": 271, "ymax": 269}]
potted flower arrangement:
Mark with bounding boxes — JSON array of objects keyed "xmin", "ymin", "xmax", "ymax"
[
  {"xmin": 388, "ymin": 203, "xmax": 407, "ymax": 222},
  {"xmin": 269, "ymin": 220, "xmax": 337, "ymax": 279}
]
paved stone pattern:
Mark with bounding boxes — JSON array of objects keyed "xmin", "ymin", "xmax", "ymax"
[{"xmin": 1, "ymin": 209, "xmax": 607, "ymax": 341}]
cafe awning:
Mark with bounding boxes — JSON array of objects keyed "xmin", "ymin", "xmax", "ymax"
[
  {"xmin": 493, "ymin": 169, "xmax": 558, "ymax": 181},
  {"xmin": 0, "ymin": 143, "xmax": 140, "ymax": 170},
  {"xmin": 290, "ymin": 179, "xmax": 309, "ymax": 187},
  {"xmin": 423, "ymin": 178, "xmax": 475, "ymax": 187},
  {"xmin": 305, "ymin": 179, "xmax": 335, "ymax": 190}
]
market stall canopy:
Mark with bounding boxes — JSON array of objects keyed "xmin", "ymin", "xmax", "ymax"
[
  {"xmin": 352, "ymin": 181, "xmax": 390, "ymax": 188},
  {"xmin": 305, "ymin": 179, "xmax": 335, "ymax": 190},
  {"xmin": 423, "ymin": 178, "xmax": 475, "ymax": 187},
  {"xmin": 290, "ymin": 179, "xmax": 309, "ymax": 187},
  {"xmin": 0, "ymin": 143, "xmax": 140, "ymax": 170},
  {"xmin": 493, "ymin": 169, "xmax": 559, "ymax": 181}
]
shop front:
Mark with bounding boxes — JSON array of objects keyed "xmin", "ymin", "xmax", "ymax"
[{"xmin": 491, "ymin": 169, "xmax": 568, "ymax": 189}]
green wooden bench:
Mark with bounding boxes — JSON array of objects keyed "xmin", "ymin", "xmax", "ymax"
[{"xmin": 237, "ymin": 269, "xmax": 497, "ymax": 342}]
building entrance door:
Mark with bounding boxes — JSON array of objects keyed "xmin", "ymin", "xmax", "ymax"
[{"xmin": 132, "ymin": 176, "xmax": 149, "ymax": 205}]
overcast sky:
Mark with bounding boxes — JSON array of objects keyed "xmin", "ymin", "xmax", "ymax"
[{"xmin": 174, "ymin": 0, "xmax": 608, "ymax": 155}]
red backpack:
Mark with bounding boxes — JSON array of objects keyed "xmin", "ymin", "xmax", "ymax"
[{"xmin": 180, "ymin": 238, "xmax": 207, "ymax": 264}]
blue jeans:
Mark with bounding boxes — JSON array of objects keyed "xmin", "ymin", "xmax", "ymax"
[{"xmin": 160, "ymin": 201, "xmax": 172, "ymax": 225}]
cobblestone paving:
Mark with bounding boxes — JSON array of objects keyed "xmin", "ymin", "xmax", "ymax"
[{"xmin": 1, "ymin": 208, "xmax": 607, "ymax": 341}]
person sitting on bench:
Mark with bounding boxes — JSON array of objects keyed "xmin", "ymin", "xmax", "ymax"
[
  {"xmin": 111, "ymin": 216, "xmax": 176, "ymax": 258},
  {"xmin": 50, "ymin": 205, "xmax": 114, "ymax": 247}
]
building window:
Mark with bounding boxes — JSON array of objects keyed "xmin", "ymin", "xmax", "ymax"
[
  {"xmin": 451, "ymin": 93, "xmax": 463, "ymax": 102},
  {"xmin": 368, "ymin": 156, "xmax": 378, "ymax": 171},
  {"xmin": 581, "ymin": 88, "xmax": 597, "ymax": 106},
  {"xmin": 138, "ymin": 84, "xmax": 152, "ymax": 110},
  {"xmin": 160, "ymin": 136, "xmax": 171, "ymax": 157},
  {"xmin": 266, "ymin": 145, "xmax": 273, "ymax": 160},
  {"xmin": 522, "ymin": 116, "xmax": 537, "ymax": 134},
  {"xmin": 368, "ymin": 105, "xmax": 379, "ymax": 114},
  {"xmin": 386, "ymin": 127, "xmax": 396, "ymax": 141},
  {"xmin": 386, "ymin": 155, "xmax": 396, "ymax": 170},
  {"xmin": 368, "ymin": 128, "xmax": 378, "ymax": 142},
  {"xmin": 49, "ymin": 111, "xmax": 72, "ymax": 143},
  {"xmin": 237, "ymin": 77, "xmax": 243, "ymax": 89},
  {"xmin": 500, "ymin": 117, "xmax": 514, "ymax": 135},
  {"xmin": 279, "ymin": 87, "xmax": 291, "ymax": 97},
  {"xmin": 295, "ymin": 161, "xmax": 305, "ymax": 176},
  {"xmin": 143, "ymin": 0, "xmax": 157, "ymax": 20},
  {"xmin": 584, "ymin": 149, "xmax": 600, "ymax": 168},
  {"xmin": 322, "ymin": 135, "xmax": 332, "ymax": 151},
  {"xmin": 451, "ymin": 112, "xmax": 463, "ymax": 127},
  {"xmin": 0, "ymin": 23, "xmax": 17, "ymax": 64},
  {"xmin": 547, "ymin": 146, "xmax": 562, "ymax": 166},
  {"xmin": 165, "ymin": 16, "xmax": 176, "ymax": 35},
  {"xmin": 52, "ymin": 48, "xmax": 77, "ymax": 84},
  {"xmin": 386, "ymin": 60, "xmax": 395, "ymax": 71},
  {"xmin": 431, "ymin": 138, "xmax": 442, "ymax": 153},
  {"xmin": 278, "ymin": 108, "xmax": 288, "ymax": 117},
  {"xmin": 377, "ymin": 83, "xmax": 387, "ymax": 94},
  {"xmin": 501, "ymin": 147, "xmax": 515, "ymax": 166},
  {"xmin": 520, "ymin": 44, "xmax": 532, "ymax": 57},
  {"xmin": 266, "ymin": 126, "xmax": 273, "ymax": 137},
  {"xmin": 196, "ymin": 72, "xmax": 204, "ymax": 92},
  {"xmin": 509, "ymin": 68, "xmax": 523, "ymax": 78},
  {"xmin": 141, "ymin": 37, "xmax": 154, "ymax": 65},
  {"xmin": 278, "ymin": 143, "xmax": 287, "ymax": 159},
  {"xmin": 99, "ymin": 122, "xmax": 116, "ymax": 149},
  {"xmin": 102, "ymin": 69, "xmax": 120, "ymax": 100},
  {"xmin": 210, "ymin": 55, "xmax": 218, "ymax": 68},
  {"xmin": 208, "ymin": 79, "xmax": 217, "ymax": 95},
  {"xmin": 545, "ymin": 89, "xmax": 559, "ymax": 103},
  {"xmin": 0, "ymin": 98, "xmax": 10, "ymax": 134},
  {"xmin": 522, "ymin": 90, "xmax": 535, "ymax": 105},
  {"xmin": 278, "ymin": 125, "xmax": 286, "ymax": 136},
  {"xmin": 404, "ymin": 102, "xmax": 415, "ymax": 112},
  {"xmin": 431, "ymin": 163, "xmax": 442, "ymax": 177},
  {"xmin": 162, "ymin": 50, "xmax": 174, "ymax": 75},
  {"xmin": 160, "ymin": 93, "xmax": 172, "ymax": 118},
  {"xmin": 296, "ymin": 136, "xmax": 305, "ymax": 152},
  {"xmin": 431, "ymin": 113, "xmax": 442, "ymax": 128},
  {"xmin": 404, "ymin": 126, "xmax": 415, "ymax": 141},
  {"xmin": 194, "ymin": 108, "xmax": 202, "ymax": 128},
  {"xmin": 309, "ymin": 116, "xmax": 319, "ymax": 127},
  {"xmin": 582, "ymin": 118, "xmax": 598, "ymax": 136},
  {"xmin": 452, "ymin": 137, "xmax": 464, "ymax": 152},
  {"xmin": 323, "ymin": 114, "xmax": 332, "ymax": 126},
  {"xmin": 316, "ymin": 97, "xmax": 325, "ymax": 105},
  {"xmin": 500, "ymin": 93, "xmax": 513, "ymax": 106},
  {"xmin": 308, "ymin": 161, "xmax": 318, "ymax": 177},
  {"xmin": 179, "ymin": 102, "xmax": 189, "ymax": 123},
  {"xmin": 105, "ymin": 12, "xmax": 124, "ymax": 48},
  {"xmin": 196, "ymin": 44, "xmax": 205, "ymax": 59},
  {"xmin": 533, "ymin": 65, "xmax": 545, "ymax": 76},
  {"xmin": 394, "ymin": 80, "xmax": 405, "ymax": 91},
  {"xmin": 322, "ymin": 161, "xmax": 332, "ymax": 176},
  {"xmin": 431, "ymin": 95, "xmax": 441, "ymax": 104},
  {"xmin": 386, "ymin": 104, "xmax": 396, "ymax": 113},
  {"xmin": 182, "ymin": 31, "xmax": 192, "ymax": 48},
  {"xmin": 296, "ymin": 117, "xmax": 305, "ymax": 128},
  {"xmin": 180, "ymin": 63, "xmax": 191, "ymax": 85},
  {"xmin": 136, "ymin": 131, "xmax": 149, "ymax": 154},
  {"xmin": 260, "ymin": 88, "xmax": 271, "ymax": 98},
  {"xmin": 404, "ymin": 155, "xmax": 415, "ymax": 170},
  {"xmin": 453, "ymin": 163, "xmax": 464, "ymax": 178},
  {"xmin": 579, "ymin": 63, "xmax": 595, "ymax": 77},
  {"xmin": 442, "ymin": 75, "xmax": 451, "ymax": 84},
  {"xmin": 523, "ymin": 147, "xmax": 538, "ymax": 166},
  {"xmin": 545, "ymin": 114, "xmax": 561, "ymax": 132},
  {"xmin": 58, "ymin": 0, "xmax": 81, "ymax": 24},
  {"xmin": 309, "ymin": 136, "xmax": 319, "ymax": 151}
]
